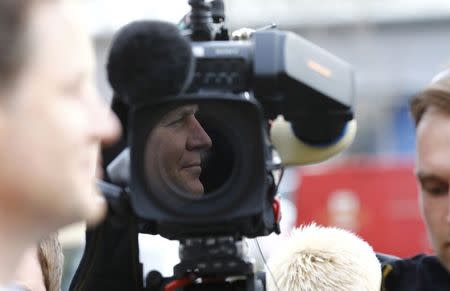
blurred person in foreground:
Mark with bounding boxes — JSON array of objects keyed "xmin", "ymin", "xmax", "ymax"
[
  {"xmin": 381, "ymin": 70, "xmax": 450, "ymax": 290},
  {"xmin": 267, "ymin": 223, "xmax": 381, "ymax": 291},
  {"xmin": 0, "ymin": 0, "xmax": 120, "ymax": 289}
]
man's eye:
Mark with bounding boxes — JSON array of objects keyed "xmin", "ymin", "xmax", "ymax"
[
  {"xmin": 422, "ymin": 182, "xmax": 448, "ymax": 196},
  {"xmin": 168, "ymin": 116, "xmax": 186, "ymax": 126}
]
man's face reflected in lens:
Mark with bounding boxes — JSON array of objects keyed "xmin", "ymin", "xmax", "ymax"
[{"xmin": 145, "ymin": 105, "xmax": 212, "ymax": 196}]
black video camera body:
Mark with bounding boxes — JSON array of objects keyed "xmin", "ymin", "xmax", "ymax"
[
  {"xmin": 104, "ymin": 1, "xmax": 354, "ymax": 289},
  {"xmin": 120, "ymin": 0, "xmax": 354, "ymax": 242}
]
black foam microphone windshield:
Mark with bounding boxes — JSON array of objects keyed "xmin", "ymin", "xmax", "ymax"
[{"xmin": 107, "ymin": 20, "xmax": 195, "ymax": 105}]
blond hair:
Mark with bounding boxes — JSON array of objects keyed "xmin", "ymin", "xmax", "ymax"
[
  {"xmin": 38, "ymin": 233, "xmax": 64, "ymax": 291},
  {"xmin": 267, "ymin": 224, "xmax": 381, "ymax": 291}
]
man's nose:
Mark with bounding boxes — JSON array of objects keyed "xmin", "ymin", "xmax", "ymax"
[
  {"xmin": 187, "ymin": 117, "xmax": 212, "ymax": 151},
  {"xmin": 90, "ymin": 96, "xmax": 122, "ymax": 145}
]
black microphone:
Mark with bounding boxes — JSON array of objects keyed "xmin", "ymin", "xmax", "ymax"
[
  {"xmin": 103, "ymin": 21, "xmax": 194, "ymax": 178},
  {"xmin": 106, "ymin": 20, "xmax": 195, "ymax": 106}
]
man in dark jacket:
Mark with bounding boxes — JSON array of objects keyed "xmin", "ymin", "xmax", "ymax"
[{"xmin": 381, "ymin": 71, "xmax": 450, "ymax": 290}]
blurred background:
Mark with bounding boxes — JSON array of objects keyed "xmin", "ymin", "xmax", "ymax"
[{"xmin": 60, "ymin": 0, "xmax": 450, "ymax": 289}]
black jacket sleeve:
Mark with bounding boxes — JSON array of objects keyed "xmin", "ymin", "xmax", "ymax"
[{"xmin": 69, "ymin": 184, "xmax": 143, "ymax": 291}]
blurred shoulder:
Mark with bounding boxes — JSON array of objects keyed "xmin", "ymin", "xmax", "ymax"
[{"xmin": 380, "ymin": 254, "xmax": 450, "ymax": 291}]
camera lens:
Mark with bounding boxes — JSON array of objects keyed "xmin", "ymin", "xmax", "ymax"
[{"xmin": 130, "ymin": 97, "xmax": 268, "ymax": 228}]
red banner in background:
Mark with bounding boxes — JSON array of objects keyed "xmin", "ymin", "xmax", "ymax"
[{"xmin": 294, "ymin": 158, "xmax": 431, "ymax": 258}]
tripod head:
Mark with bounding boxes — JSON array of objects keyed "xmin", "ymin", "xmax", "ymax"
[{"xmin": 145, "ymin": 236, "xmax": 265, "ymax": 291}]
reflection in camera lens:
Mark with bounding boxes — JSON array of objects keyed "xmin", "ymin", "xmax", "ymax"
[
  {"xmin": 144, "ymin": 104, "xmax": 234, "ymax": 200},
  {"xmin": 199, "ymin": 124, "xmax": 234, "ymax": 194}
]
